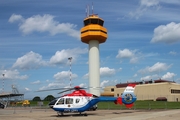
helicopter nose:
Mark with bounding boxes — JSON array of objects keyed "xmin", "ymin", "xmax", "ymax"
[{"xmin": 49, "ymin": 98, "xmax": 58, "ymax": 108}]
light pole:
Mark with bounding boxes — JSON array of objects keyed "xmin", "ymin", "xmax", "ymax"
[
  {"xmin": 68, "ymin": 57, "xmax": 72, "ymax": 88},
  {"xmin": 2, "ymin": 74, "xmax": 5, "ymax": 93}
]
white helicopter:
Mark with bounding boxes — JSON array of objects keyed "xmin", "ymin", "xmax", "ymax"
[{"xmin": 44, "ymin": 84, "xmax": 137, "ymax": 116}]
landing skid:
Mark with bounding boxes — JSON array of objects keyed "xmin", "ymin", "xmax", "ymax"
[{"xmin": 57, "ymin": 112, "xmax": 88, "ymax": 117}]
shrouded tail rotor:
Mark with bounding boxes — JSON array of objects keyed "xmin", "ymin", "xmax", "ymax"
[{"xmin": 115, "ymin": 84, "xmax": 137, "ymax": 108}]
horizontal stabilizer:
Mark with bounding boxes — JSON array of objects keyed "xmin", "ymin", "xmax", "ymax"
[
  {"xmin": 125, "ymin": 103, "xmax": 134, "ymax": 108},
  {"xmin": 117, "ymin": 97, "xmax": 123, "ymax": 105}
]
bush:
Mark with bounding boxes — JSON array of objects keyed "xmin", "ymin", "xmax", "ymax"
[
  {"xmin": 32, "ymin": 96, "xmax": 41, "ymax": 101},
  {"xmin": 43, "ymin": 95, "xmax": 55, "ymax": 101}
]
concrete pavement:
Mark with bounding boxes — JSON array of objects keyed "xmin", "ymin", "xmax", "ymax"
[{"xmin": 0, "ymin": 107, "xmax": 180, "ymax": 120}]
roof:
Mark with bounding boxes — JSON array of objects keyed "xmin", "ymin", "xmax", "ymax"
[
  {"xmin": 84, "ymin": 14, "xmax": 103, "ymax": 21},
  {"xmin": 0, "ymin": 93, "xmax": 24, "ymax": 98},
  {"xmin": 116, "ymin": 79, "xmax": 175, "ymax": 88}
]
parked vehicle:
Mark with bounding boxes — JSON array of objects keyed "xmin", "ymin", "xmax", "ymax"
[{"xmin": 0, "ymin": 102, "xmax": 5, "ymax": 109}]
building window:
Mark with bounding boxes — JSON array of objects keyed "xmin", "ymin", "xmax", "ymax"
[
  {"xmin": 171, "ymin": 89, "xmax": 180, "ymax": 94},
  {"xmin": 111, "ymin": 88, "xmax": 114, "ymax": 92},
  {"xmin": 84, "ymin": 19, "xmax": 104, "ymax": 26}
]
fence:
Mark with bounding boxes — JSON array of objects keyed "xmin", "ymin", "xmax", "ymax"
[
  {"xmin": 136, "ymin": 94, "xmax": 180, "ymax": 102},
  {"xmin": 97, "ymin": 101, "xmax": 180, "ymax": 110}
]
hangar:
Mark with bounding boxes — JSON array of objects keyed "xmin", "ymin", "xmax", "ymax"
[
  {"xmin": 101, "ymin": 79, "xmax": 180, "ymax": 102},
  {"xmin": 0, "ymin": 85, "xmax": 24, "ymax": 106}
]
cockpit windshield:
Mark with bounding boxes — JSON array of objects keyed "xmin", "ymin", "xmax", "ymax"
[{"xmin": 57, "ymin": 98, "xmax": 65, "ymax": 105}]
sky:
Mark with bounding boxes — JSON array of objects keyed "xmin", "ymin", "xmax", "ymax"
[{"xmin": 0, "ymin": 0, "xmax": 180, "ymax": 99}]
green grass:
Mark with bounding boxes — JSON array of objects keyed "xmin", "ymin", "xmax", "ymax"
[{"xmin": 97, "ymin": 101, "xmax": 180, "ymax": 110}]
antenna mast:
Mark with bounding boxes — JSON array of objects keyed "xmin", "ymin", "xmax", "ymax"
[
  {"xmin": 92, "ymin": 2, "xmax": 94, "ymax": 15},
  {"xmin": 2, "ymin": 74, "xmax": 5, "ymax": 93},
  {"xmin": 68, "ymin": 57, "xmax": 72, "ymax": 88}
]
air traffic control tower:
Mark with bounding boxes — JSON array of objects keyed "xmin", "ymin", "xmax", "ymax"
[{"xmin": 81, "ymin": 14, "xmax": 107, "ymax": 96}]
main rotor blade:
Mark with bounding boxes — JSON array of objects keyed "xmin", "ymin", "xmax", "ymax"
[
  {"xmin": 35, "ymin": 88, "xmax": 69, "ymax": 92},
  {"xmin": 58, "ymin": 88, "xmax": 74, "ymax": 94}
]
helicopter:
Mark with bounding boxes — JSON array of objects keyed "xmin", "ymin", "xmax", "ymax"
[{"xmin": 45, "ymin": 84, "xmax": 136, "ymax": 116}]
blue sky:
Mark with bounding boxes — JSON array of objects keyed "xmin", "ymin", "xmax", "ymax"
[{"xmin": 0, "ymin": 0, "xmax": 180, "ymax": 99}]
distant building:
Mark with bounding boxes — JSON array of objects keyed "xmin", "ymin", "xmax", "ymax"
[{"xmin": 101, "ymin": 79, "xmax": 180, "ymax": 102}]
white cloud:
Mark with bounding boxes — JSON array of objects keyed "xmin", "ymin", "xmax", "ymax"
[
  {"xmin": 83, "ymin": 73, "xmax": 89, "ymax": 79},
  {"xmin": 12, "ymin": 48, "xmax": 87, "ymax": 70},
  {"xmin": 25, "ymin": 87, "xmax": 31, "ymax": 91},
  {"xmin": 83, "ymin": 67, "xmax": 116, "ymax": 79},
  {"xmin": 129, "ymin": 0, "xmax": 160, "ymax": 19},
  {"xmin": 133, "ymin": 74, "xmax": 138, "ymax": 77},
  {"xmin": 116, "ymin": 49, "xmax": 134, "ymax": 58},
  {"xmin": 169, "ymin": 51, "xmax": 177, "ymax": 56},
  {"xmin": 116, "ymin": 49, "xmax": 140, "ymax": 63},
  {"xmin": 100, "ymin": 80, "xmax": 109, "ymax": 87},
  {"xmin": 8, "ymin": 14, "xmax": 24, "ymax": 23},
  {"xmin": 0, "ymin": 69, "xmax": 28, "ymax": 80},
  {"xmin": 151, "ymin": 22, "xmax": 180, "ymax": 44},
  {"xmin": 149, "ymin": 62, "xmax": 171, "ymax": 72},
  {"xmin": 161, "ymin": 0, "xmax": 180, "ymax": 5},
  {"xmin": 141, "ymin": 74, "xmax": 159, "ymax": 80},
  {"xmin": 12, "ymin": 51, "xmax": 47, "ymax": 70},
  {"xmin": 78, "ymin": 83, "xmax": 87, "ymax": 88},
  {"xmin": 140, "ymin": 0, "xmax": 159, "ymax": 7},
  {"xmin": 161, "ymin": 72, "xmax": 176, "ymax": 80},
  {"xmin": 53, "ymin": 71, "xmax": 78, "ymax": 81},
  {"xmin": 50, "ymin": 48, "xmax": 87, "ymax": 65},
  {"xmin": 39, "ymin": 82, "xmax": 65, "ymax": 90},
  {"xmin": 9, "ymin": 14, "xmax": 80, "ymax": 39},
  {"xmin": 100, "ymin": 67, "xmax": 116, "ymax": 77},
  {"xmin": 118, "ymin": 68, "xmax": 122, "ymax": 72},
  {"xmin": 100, "ymin": 80, "xmax": 118, "ymax": 87},
  {"xmin": 138, "ymin": 62, "xmax": 172, "ymax": 74},
  {"xmin": 31, "ymin": 80, "xmax": 41, "ymax": 84}
]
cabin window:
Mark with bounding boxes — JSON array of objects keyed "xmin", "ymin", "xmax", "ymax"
[
  {"xmin": 65, "ymin": 98, "xmax": 73, "ymax": 104},
  {"xmin": 76, "ymin": 98, "xmax": 80, "ymax": 103},
  {"xmin": 57, "ymin": 98, "xmax": 64, "ymax": 105}
]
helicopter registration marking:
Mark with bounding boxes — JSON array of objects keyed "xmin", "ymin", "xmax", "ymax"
[{"xmin": 64, "ymin": 109, "xmax": 78, "ymax": 112}]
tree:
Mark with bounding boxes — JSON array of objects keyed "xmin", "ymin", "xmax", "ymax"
[
  {"xmin": 43, "ymin": 95, "xmax": 55, "ymax": 101},
  {"xmin": 32, "ymin": 96, "xmax": 41, "ymax": 101}
]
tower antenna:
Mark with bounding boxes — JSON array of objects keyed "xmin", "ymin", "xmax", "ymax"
[
  {"xmin": 92, "ymin": 2, "xmax": 94, "ymax": 15},
  {"xmin": 86, "ymin": 5, "xmax": 88, "ymax": 17},
  {"xmin": 88, "ymin": 5, "xmax": 90, "ymax": 16}
]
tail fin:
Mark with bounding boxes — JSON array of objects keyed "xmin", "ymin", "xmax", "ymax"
[{"xmin": 116, "ymin": 84, "xmax": 136, "ymax": 108}]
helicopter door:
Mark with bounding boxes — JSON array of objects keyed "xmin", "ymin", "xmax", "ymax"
[{"xmin": 65, "ymin": 98, "xmax": 74, "ymax": 108}]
